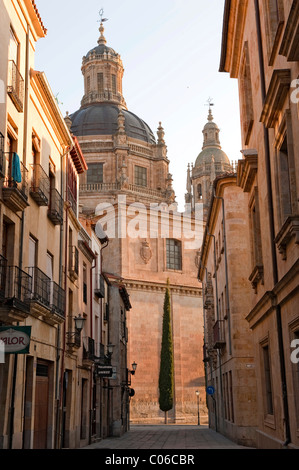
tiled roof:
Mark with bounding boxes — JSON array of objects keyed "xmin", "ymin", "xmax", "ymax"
[{"xmin": 31, "ymin": 0, "xmax": 47, "ymax": 35}]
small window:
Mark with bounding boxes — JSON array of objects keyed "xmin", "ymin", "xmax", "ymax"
[
  {"xmin": 166, "ymin": 239, "xmax": 182, "ymax": 271},
  {"xmin": 112, "ymin": 74, "xmax": 117, "ymax": 94},
  {"xmin": 134, "ymin": 166, "xmax": 147, "ymax": 187},
  {"xmin": 87, "ymin": 163, "xmax": 103, "ymax": 184},
  {"xmin": 262, "ymin": 344, "xmax": 274, "ymax": 416},
  {"xmin": 97, "ymin": 73, "xmax": 104, "ymax": 94},
  {"xmin": 197, "ymin": 184, "xmax": 202, "ymax": 199},
  {"xmin": 86, "ymin": 76, "xmax": 91, "ymax": 94}
]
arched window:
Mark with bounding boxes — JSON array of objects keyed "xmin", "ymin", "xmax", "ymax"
[
  {"xmin": 197, "ymin": 184, "xmax": 202, "ymax": 199},
  {"xmin": 166, "ymin": 239, "xmax": 182, "ymax": 271}
]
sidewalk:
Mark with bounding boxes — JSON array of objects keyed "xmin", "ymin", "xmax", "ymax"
[{"xmin": 82, "ymin": 425, "xmax": 253, "ymax": 449}]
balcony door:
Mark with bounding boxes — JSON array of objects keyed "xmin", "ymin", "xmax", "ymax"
[
  {"xmin": 33, "ymin": 361, "xmax": 49, "ymax": 449},
  {"xmin": 46, "ymin": 252, "xmax": 53, "ymax": 306}
]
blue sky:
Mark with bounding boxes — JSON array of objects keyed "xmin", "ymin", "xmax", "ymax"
[{"xmin": 35, "ymin": 0, "xmax": 242, "ymax": 210}]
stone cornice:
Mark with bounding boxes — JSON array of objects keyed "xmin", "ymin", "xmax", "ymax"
[
  {"xmin": 274, "ymin": 215, "xmax": 299, "ymax": 260},
  {"xmin": 237, "ymin": 149, "xmax": 258, "ymax": 192},
  {"xmin": 260, "ymin": 69, "xmax": 291, "ymax": 128},
  {"xmin": 124, "ymin": 279, "xmax": 202, "ymax": 297}
]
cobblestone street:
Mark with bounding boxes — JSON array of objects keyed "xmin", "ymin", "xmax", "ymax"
[{"xmin": 82, "ymin": 425, "xmax": 253, "ymax": 449}]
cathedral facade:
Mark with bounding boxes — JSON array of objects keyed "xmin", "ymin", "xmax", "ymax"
[{"xmin": 67, "ymin": 21, "xmax": 208, "ymax": 424}]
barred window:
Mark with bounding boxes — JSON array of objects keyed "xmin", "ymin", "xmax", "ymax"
[
  {"xmin": 134, "ymin": 165, "xmax": 147, "ymax": 187},
  {"xmin": 166, "ymin": 239, "xmax": 182, "ymax": 271},
  {"xmin": 87, "ymin": 163, "xmax": 103, "ymax": 184},
  {"xmin": 112, "ymin": 74, "xmax": 117, "ymax": 94}
]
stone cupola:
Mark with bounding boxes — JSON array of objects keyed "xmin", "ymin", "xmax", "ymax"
[{"xmin": 81, "ymin": 20, "xmax": 127, "ymax": 109}]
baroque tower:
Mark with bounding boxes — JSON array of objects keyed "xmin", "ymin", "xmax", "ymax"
[
  {"xmin": 68, "ymin": 19, "xmax": 205, "ymax": 426},
  {"xmin": 185, "ymin": 105, "xmax": 232, "ymax": 221}
]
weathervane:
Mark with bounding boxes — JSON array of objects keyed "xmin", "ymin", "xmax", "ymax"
[
  {"xmin": 205, "ymin": 97, "xmax": 214, "ymax": 111},
  {"xmin": 98, "ymin": 8, "xmax": 108, "ymax": 24}
]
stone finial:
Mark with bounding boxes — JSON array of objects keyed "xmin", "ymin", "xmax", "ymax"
[
  {"xmin": 98, "ymin": 22, "xmax": 107, "ymax": 45},
  {"xmin": 157, "ymin": 122, "xmax": 165, "ymax": 145},
  {"xmin": 117, "ymin": 109, "xmax": 126, "ymax": 134},
  {"xmin": 186, "ymin": 163, "xmax": 192, "ymax": 194},
  {"xmin": 64, "ymin": 111, "xmax": 72, "ymax": 130}
]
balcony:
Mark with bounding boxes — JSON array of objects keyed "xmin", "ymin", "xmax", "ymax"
[
  {"xmin": 48, "ymin": 187, "xmax": 63, "ymax": 225},
  {"xmin": 66, "ymin": 330, "xmax": 81, "ymax": 349},
  {"xmin": 83, "ymin": 337, "xmax": 95, "ymax": 362},
  {"xmin": 0, "ymin": 255, "xmax": 7, "ymax": 301},
  {"xmin": 0, "ymin": 266, "xmax": 32, "ymax": 321},
  {"xmin": 213, "ymin": 320, "xmax": 226, "ymax": 349},
  {"xmin": 94, "ymin": 274, "xmax": 105, "ymax": 299},
  {"xmin": 51, "ymin": 281, "xmax": 65, "ymax": 318},
  {"xmin": 30, "ymin": 164, "xmax": 50, "ymax": 206},
  {"xmin": 2, "ymin": 153, "xmax": 29, "ymax": 212},
  {"xmin": 7, "ymin": 60, "xmax": 24, "ymax": 112},
  {"xmin": 69, "ymin": 246, "xmax": 79, "ymax": 281},
  {"xmin": 0, "ymin": 132, "xmax": 5, "ymax": 178},
  {"xmin": 67, "ymin": 186, "xmax": 77, "ymax": 215}
]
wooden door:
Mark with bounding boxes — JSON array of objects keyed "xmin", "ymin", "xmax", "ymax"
[{"xmin": 33, "ymin": 362, "xmax": 49, "ymax": 449}]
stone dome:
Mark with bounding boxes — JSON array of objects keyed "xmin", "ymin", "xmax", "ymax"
[
  {"xmin": 195, "ymin": 147, "xmax": 230, "ymax": 167},
  {"xmin": 85, "ymin": 43, "xmax": 118, "ymax": 59},
  {"xmin": 70, "ymin": 103, "xmax": 156, "ymax": 144}
]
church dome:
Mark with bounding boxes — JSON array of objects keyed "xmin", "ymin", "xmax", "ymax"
[
  {"xmin": 85, "ymin": 43, "xmax": 118, "ymax": 58},
  {"xmin": 70, "ymin": 103, "xmax": 156, "ymax": 144},
  {"xmin": 195, "ymin": 147, "xmax": 230, "ymax": 167}
]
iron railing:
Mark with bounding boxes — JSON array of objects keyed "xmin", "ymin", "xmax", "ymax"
[
  {"xmin": 66, "ymin": 330, "xmax": 81, "ymax": 348},
  {"xmin": 213, "ymin": 320, "xmax": 226, "ymax": 349},
  {"xmin": 48, "ymin": 187, "xmax": 63, "ymax": 225},
  {"xmin": 67, "ymin": 186, "xmax": 77, "ymax": 214},
  {"xmin": 5, "ymin": 266, "xmax": 32, "ymax": 311},
  {"xmin": 3, "ymin": 152, "xmax": 29, "ymax": 200},
  {"xmin": 69, "ymin": 246, "xmax": 79, "ymax": 276},
  {"xmin": 0, "ymin": 255, "xmax": 7, "ymax": 301},
  {"xmin": 51, "ymin": 281, "xmax": 65, "ymax": 317},
  {"xmin": 27, "ymin": 267, "xmax": 51, "ymax": 307},
  {"xmin": 94, "ymin": 274, "xmax": 105, "ymax": 298},
  {"xmin": 83, "ymin": 337, "xmax": 95, "ymax": 360},
  {"xmin": 0, "ymin": 132, "xmax": 5, "ymax": 177},
  {"xmin": 7, "ymin": 60, "xmax": 24, "ymax": 112},
  {"xmin": 30, "ymin": 164, "xmax": 50, "ymax": 206}
]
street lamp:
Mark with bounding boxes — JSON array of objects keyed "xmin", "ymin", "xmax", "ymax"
[
  {"xmin": 131, "ymin": 361, "xmax": 137, "ymax": 375},
  {"xmin": 195, "ymin": 390, "xmax": 200, "ymax": 426},
  {"xmin": 74, "ymin": 314, "xmax": 86, "ymax": 332}
]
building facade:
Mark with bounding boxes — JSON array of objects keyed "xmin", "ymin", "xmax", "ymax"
[
  {"xmin": 219, "ymin": 0, "xmax": 299, "ymax": 449},
  {"xmin": 68, "ymin": 20, "xmax": 206, "ymax": 425},
  {"xmin": 198, "ymin": 174, "xmax": 258, "ymax": 447}
]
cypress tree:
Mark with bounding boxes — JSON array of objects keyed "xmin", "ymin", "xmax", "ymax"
[{"xmin": 158, "ymin": 279, "xmax": 174, "ymax": 423}]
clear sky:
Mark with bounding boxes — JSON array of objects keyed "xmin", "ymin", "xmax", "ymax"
[{"xmin": 35, "ymin": 0, "xmax": 242, "ymax": 210}]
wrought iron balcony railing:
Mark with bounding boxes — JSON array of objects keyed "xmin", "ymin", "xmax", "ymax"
[
  {"xmin": 94, "ymin": 274, "xmax": 105, "ymax": 299},
  {"xmin": 0, "ymin": 255, "xmax": 7, "ymax": 301},
  {"xmin": 27, "ymin": 267, "xmax": 51, "ymax": 308},
  {"xmin": 3, "ymin": 153, "xmax": 29, "ymax": 208},
  {"xmin": 51, "ymin": 281, "xmax": 65, "ymax": 317},
  {"xmin": 83, "ymin": 337, "xmax": 95, "ymax": 361},
  {"xmin": 213, "ymin": 320, "xmax": 226, "ymax": 349},
  {"xmin": 67, "ymin": 186, "xmax": 77, "ymax": 214},
  {"xmin": 66, "ymin": 330, "xmax": 81, "ymax": 349},
  {"xmin": 7, "ymin": 60, "xmax": 24, "ymax": 112},
  {"xmin": 4, "ymin": 266, "xmax": 32, "ymax": 312},
  {"xmin": 0, "ymin": 132, "xmax": 5, "ymax": 178},
  {"xmin": 48, "ymin": 187, "xmax": 63, "ymax": 225},
  {"xmin": 30, "ymin": 164, "xmax": 50, "ymax": 206}
]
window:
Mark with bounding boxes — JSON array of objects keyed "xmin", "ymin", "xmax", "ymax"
[
  {"xmin": 166, "ymin": 239, "xmax": 182, "ymax": 271},
  {"xmin": 87, "ymin": 163, "xmax": 103, "ymax": 184},
  {"xmin": 240, "ymin": 42, "xmax": 254, "ymax": 145},
  {"xmin": 277, "ymin": 133, "xmax": 292, "ymax": 222},
  {"xmin": 134, "ymin": 166, "xmax": 147, "ymax": 187},
  {"xmin": 97, "ymin": 73, "xmax": 104, "ymax": 94},
  {"xmin": 83, "ymin": 263, "xmax": 87, "ymax": 304},
  {"xmin": 86, "ymin": 76, "xmax": 90, "ymax": 94},
  {"xmin": 112, "ymin": 74, "xmax": 117, "ymax": 94},
  {"xmin": 248, "ymin": 187, "xmax": 263, "ymax": 291},
  {"xmin": 9, "ymin": 28, "xmax": 18, "ymax": 64},
  {"xmin": 197, "ymin": 184, "xmax": 202, "ymax": 199},
  {"xmin": 262, "ymin": 343, "xmax": 274, "ymax": 416}
]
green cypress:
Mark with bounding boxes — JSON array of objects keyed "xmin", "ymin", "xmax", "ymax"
[{"xmin": 158, "ymin": 279, "xmax": 174, "ymax": 420}]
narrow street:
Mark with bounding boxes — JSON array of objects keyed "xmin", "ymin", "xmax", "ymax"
[{"xmin": 82, "ymin": 425, "xmax": 253, "ymax": 449}]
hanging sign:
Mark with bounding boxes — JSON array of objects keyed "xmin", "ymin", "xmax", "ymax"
[{"xmin": 0, "ymin": 326, "xmax": 32, "ymax": 354}]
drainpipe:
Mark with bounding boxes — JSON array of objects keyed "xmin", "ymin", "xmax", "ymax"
[
  {"xmin": 89, "ymin": 252, "xmax": 97, "ymax": 445},
  {"xmin": 213, "ymin": 193, "xmax": 232, "ymax": 355},
  {"xmin": 254, "ymin": 0, "xmax": 291, "ymax": 447}
]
